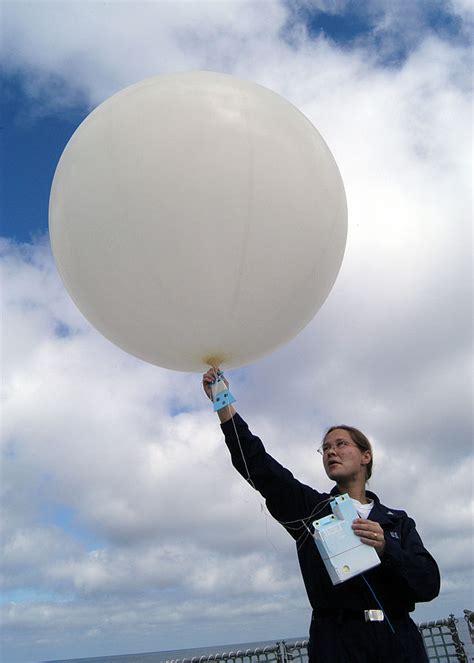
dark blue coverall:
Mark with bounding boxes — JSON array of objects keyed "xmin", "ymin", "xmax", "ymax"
[{"xmin": 221, "ymin": 414, "xmax": 441, "ymax": 663}]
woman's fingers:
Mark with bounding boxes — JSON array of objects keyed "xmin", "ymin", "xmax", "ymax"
[
  {"xmin": 202, "ymin": 366, "xmax": 225, "ymax": 398},
  {"xmin": 352, "ymin": 518, "xmax": 385, "ymax": 555}
]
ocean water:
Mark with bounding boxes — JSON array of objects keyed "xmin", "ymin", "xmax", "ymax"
[{"xmin": 41, "ymin": 638, "xmax": 306, "ymax": 663}]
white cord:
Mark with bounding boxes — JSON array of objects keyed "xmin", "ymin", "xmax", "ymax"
[{"xmin": 220, "ymin": 400, "xmax": 335, "ymax": 544}]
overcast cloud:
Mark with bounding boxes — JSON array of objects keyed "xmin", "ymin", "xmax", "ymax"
[{"xmin": 1, "ymin": 1, "xmax": 473, "ymax": 662}]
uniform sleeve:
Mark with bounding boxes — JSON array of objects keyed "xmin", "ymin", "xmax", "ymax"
[
  {"xmin": 382, "ymin": 514, "xmax": 440, "ymax": 602},
  {"xmin": 221, "ymin": 414, "xmax": 325, "ymax": 538}
]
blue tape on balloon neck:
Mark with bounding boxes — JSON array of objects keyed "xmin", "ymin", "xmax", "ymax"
[{"xmin": 213, "ymin": 388, "xmax": 236, "ymax": 412}]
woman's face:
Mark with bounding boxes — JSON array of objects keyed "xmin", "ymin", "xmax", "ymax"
[{"xmin": 322, "ymin": 428, "xmax": 371, "ymax": 483}]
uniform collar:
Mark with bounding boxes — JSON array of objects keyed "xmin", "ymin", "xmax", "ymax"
[{"xmin": 329, "ymin": 487, "xmax": 399, "ymax": 525}]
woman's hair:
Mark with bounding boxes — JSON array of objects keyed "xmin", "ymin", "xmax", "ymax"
[{"xmin": 324, "ymin": 425, "xmax": 373, "ymax": 480}]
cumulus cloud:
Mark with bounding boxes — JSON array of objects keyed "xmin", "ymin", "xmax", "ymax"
[
  {"xmin": 1, "ymin": 1, "xmax": 289, "ymax": 112},
  {"xmin": 1, "ymin": 1, "xmax": 472, "ymax": 661}
]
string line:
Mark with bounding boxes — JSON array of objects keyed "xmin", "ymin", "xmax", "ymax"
[{"xmin": 219, "ymin": 399, "xmax": 334, "ymax": 542}]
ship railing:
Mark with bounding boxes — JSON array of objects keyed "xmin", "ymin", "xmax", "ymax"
[{"xmin": 165, "ymin": 610, "xmax": 473, "ymax": 663}]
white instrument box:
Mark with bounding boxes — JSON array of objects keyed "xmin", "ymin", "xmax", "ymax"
[{"xmin": 312, "ymin": 494, "xmax": 381, "ymax": 584}]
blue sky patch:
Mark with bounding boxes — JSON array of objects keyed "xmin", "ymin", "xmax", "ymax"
[
  {"xmin": 282, "ymin": 0, "xmax": 466, "ymax": 66},
  {"xmin": 1, "ymin": 73, "xmax": 88, "ymax": 243},
  {"xmin": 42, "ymin": 503, "xmax": 104, "ymax": 552}
]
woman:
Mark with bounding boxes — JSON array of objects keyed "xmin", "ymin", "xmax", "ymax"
[{"xmin": 202, "ymin": 367, "xmax": 440, "ymax": 663}]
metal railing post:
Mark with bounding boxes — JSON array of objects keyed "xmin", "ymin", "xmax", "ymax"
[
  {"xmin": 463, "ymin": 609, "xmax": 474, "ymax": 644},
  {"xmin": 446, "ymin": 614, "xmax": 468, "ymax": 663}
]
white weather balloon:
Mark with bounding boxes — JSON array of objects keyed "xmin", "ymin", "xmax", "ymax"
[{"xmin": 49, "ymin": 71, "xmax": 347, "ymax": 371}]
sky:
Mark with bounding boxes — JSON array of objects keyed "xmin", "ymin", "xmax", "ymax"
[{"xmin": 1, "ymin": 1, "xmax": 473, "ymax": 662}]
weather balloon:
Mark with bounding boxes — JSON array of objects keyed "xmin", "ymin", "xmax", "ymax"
[{"xmin": 49, "ymin": 71, "xmax": 347, "ymax": 371}]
